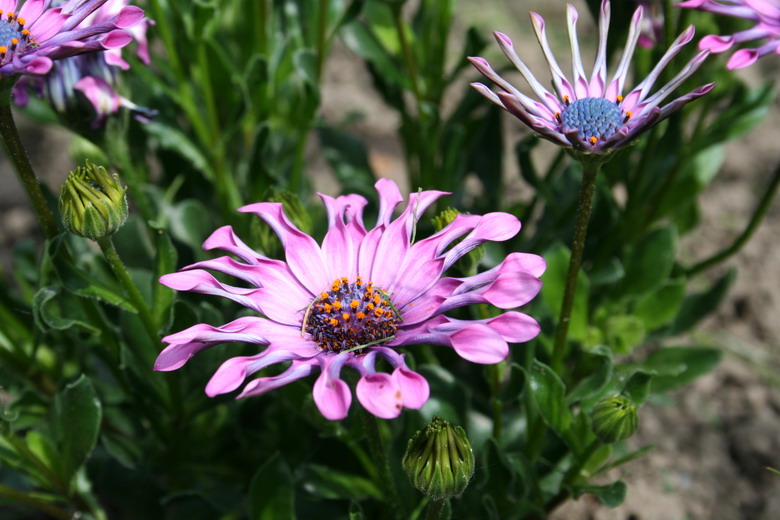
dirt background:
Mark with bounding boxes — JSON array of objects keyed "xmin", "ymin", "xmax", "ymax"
[{"xmin": 2, "ymin": 1, "xmax": 779, "ymax": 519}]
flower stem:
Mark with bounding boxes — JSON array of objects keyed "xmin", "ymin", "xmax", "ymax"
[
  {"xmin": 96, "ymin": 236, "xmax": 158, "ymax": 344},
  {"xmin": 425, "ymin": 498, "xmax": 446, "ymax": 520},
  {"xmin": 360, "ymin": 409, "xmax": 404, "ymax": 519},
  {"xmin": 687, "ymin": 159, "xmax": 780, "ymax": 277},
  {"xmin": 0, "ymin": 77, "xmax": 59, "ymax": 239},
  {"xmin": 551, "ymin": 162, "xmax": 600, "ymax": 375}
]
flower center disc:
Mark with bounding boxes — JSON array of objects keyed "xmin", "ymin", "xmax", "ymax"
[
  {"xmin": 0, "ymin": 13, "xmax": 33, "ymax": 62},
  {"xmin": 305, "ymin": 277, "xmax": 398, "ymax": 353},
  {"xmin": 561, "ymin": 97, "xmax": 623, "ymax": 142}
]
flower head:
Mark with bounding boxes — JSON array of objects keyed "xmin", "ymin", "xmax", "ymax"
[
  {"xmin": 156, "ymin": 179, "xmax": 545, "ymax": 420},
  {"xmin": 11, "ymin": 0, "xmax": 151, "ymax": 126},
  {"xmin": 469, "ymin": 0, "xmax": 714, "ymax": 157},
  {"xmin": 0, "ymin": 0, "xmax": 144, "ymax": 80},
  {"xmin": 678, "ymin": 0, "xmax": 780, "ymax": 69}
]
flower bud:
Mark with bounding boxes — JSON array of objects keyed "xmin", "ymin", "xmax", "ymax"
[
  {"xmin": 59, "ymin": 161, "xmax": 128, "ymax": 241},
  {"xmin": 402, "ymin": 416, "xmax": 475, "ymax": 500},
  {"xmin": 590, "ymin": 396, "xmax": 639, "ymax": 444},
  {"xmin": 431, "ymin": 208, "xmax": 484, "ymax": 275}
]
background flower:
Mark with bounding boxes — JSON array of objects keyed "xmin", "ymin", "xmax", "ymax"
[
  {"xmin": 678, "ymin": 0, "xmax": 780, "ymax": 69},
  {"xmin": 156, "ymin": 179, "xmax": 545, "ymax": 420},
  {"xmin": 469, "ymin": 0, "xmax": 713, "ymax": 156}
]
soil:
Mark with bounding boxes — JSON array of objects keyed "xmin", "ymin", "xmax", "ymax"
[{"xmin": 2, "ymin": 1, "xmax": 779, "ymax": 518}]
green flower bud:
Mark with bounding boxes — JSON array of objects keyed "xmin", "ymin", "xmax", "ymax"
[
  {"xmin": 59, "ymin": 161, "xmax": 128, "ymax": 241},
  {"xmin": 431, "ymin": 208, "xmax": 484, "ymax": 275},
  {"xmin": 402, "ymin": 416, "xmax": 475, "ymax": 500},
  {"xmin": 590, "ymin": 396, "xmax": 639, "ymax": 444}
]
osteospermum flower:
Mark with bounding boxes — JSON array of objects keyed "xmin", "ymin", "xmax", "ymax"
[
  {"xmin": 156, "ymin": 179, "xmax": 545, "ymax": 420},
  {"xmin": 678, "ymin": 0, "xmax": 780, "ymax": 69},
  {"xmin": 0, "ymin": 0, "xmax": 143, "ymax": 79},
  {"xmin": 469, "ymin": 0, "xmax": 714, "ymax": 156}
]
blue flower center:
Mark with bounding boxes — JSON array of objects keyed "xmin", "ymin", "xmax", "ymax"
[
  {"xmin": 305, "ymin": 277, "xmax": 398, "ymax": 353},
  {"xmin": 0, "ymin": 13, "xmax": 34, "ymax": 61},
  {"xmin": 560, "ymin": 97, "xmax": 623, "ymax": 142}
]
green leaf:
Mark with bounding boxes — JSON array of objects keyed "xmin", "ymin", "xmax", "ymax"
[
  {"xmin": 165, "ymin": 199, "xmax": 213, "ymax": 251},
  {"xmin": 151, "ymin": 226, "xmax": 178, "ymax": 331},
  {"xmin": 32, "ymin": 286, "xmax": 100, "ymax": 334},
  {"xmin": 541, "ymin": 243, "xmax": 589, "ymax": 341},
  {"xmin": 144, "ymin": 122, "xmax": 214, "ymax": 180},
  {"xmin": 48, "ymin": 236, "xmax": 134, "ymax": 311},
  {"xmin": 318, "ymin": 125, "xmax": 376, "ymax": 196},
  {"xmin": 54, "ymin": 375, "xmax": 102, "ymax": 483},
  {"xmin": 621, "ymin": 371, "xmax": 652, "ymax": 406},
  {"xmin": 644, "ymin": 347, "xmax": 722, "ymax": 394},
  {"xmin": 603, "ymin": 314, "xmax": 645, "ymax": 355},
  {"xmin": 339, "ymin": 21, "xmax": 408, "ymax": 89},
  {"xmin": 249, "ymin": 453, "xmax": 295, "ymax": 520},
  {"xmin": 670, "ymin": 267, "xmax": 736, "ymax": 335},
  {"xmin": 635, "ymin": 279, "xmax": 686, "ymax": 331},
  {"xmin": 621, "ymin": 226, "xmax": 677, "ymax": 297},
  {"xmin": 567, "ymin": 347, "xmax": 613, "ymax": 404},
  {"xmin": 573, "ymin": 480, "xmax": 627, "ymax": 508},
  {"xmin": 529, "ymin": 360, "xmax": 572, "ymax": 434},
  {"xmin": 300, "ymin": 464, "xmax": 382, "ymax": 501}
]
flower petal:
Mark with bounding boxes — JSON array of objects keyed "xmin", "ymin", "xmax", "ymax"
[
  {"xmin": 356, "ymin": 373, "xmax": 403, "ymax": 419},
  {"xmin": 313, "ymin": 354, "xmax": 352, "ymax": 420}
]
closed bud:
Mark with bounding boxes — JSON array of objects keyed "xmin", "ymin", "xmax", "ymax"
[
  {"xmin": 59, "ymin": 161, "xmax": 127, "ymax": 241},
  {"xmin": 590, "ymin": 396, "xmax": 639, "ymax": 444},
  {"xmin": 402, "ymin": 416, "xmax": 475, "ymax": 500},
  {"xmin": 431, "ymin": 208, "xmax": 483, "ymax": 275}
]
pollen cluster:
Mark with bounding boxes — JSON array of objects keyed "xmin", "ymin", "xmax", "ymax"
[
  {"xmin": 0, "ymin": 10, "xmax": 34, "ymax": 64},
  {"xmin": 304, "ymin": 277, "xmax": 399, "ymax": 353}
]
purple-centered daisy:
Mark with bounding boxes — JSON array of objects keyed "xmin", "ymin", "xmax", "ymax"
[
  {"xmin": 155, "ymin": 179, "xmax": 545, "ymax": 420},
  {"xmin": 469, "ymin": 0, "xmax": 714, "ymax": 156},
  {"xmin": 678, "ymin": 0, "xmax": 780, "ymax": 69},
  {"xmin": 0, "ymin": 0, "xmax": 143, "ymax": 79}
]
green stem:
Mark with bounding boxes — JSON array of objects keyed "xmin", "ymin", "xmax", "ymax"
[
  {"xmin": 687, "ymin": 159, "xmax": 780, "ymax": 277},
  {"xmin": 96, "ymin": 236, "xmax": 158, "ymax": 343},
  {"xmin": 0, "ymin": 484, "xmax": 70, "ymax": 520},
  {"xmin": 488, "ymin": 363, "xmax": 503, "ymax": 441},
  {"xmin": 360, "ymin": 410, "xmax": 403, "ymax": 519},
  {"xmin": 316, "ymin": 0, "xmax": 330, "ymax": 80},
  {"xmin": 551, "ymin": 163, "xmax": 600, "ymax": 375},
  {"xmin": 425, "ymin": 498, "xmax": 446, "ymax": 520},
  {"xmin": 0, "ymin": 78, "xmax": 59, "ymax": 239}
]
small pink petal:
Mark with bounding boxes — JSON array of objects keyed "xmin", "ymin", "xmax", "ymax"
[
  {"xmin": 313, "ymin": 356, "xmax": 352, "ymax": 420},
  {"xmin": 356, "ymin": 373, "xmax": 403, "ymax": 419},
  {"xmin": 23, "ymin": 57, "xmax": 52, "ymax": 75},
  {"xmin": 392, "ymin": 368, "xmax": 430, "ymax": 409},
  {"xmin": 449, "ymin": 324, "xmax": 509, "ymax": 364}
]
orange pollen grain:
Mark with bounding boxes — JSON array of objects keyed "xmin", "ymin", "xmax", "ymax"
[
  {"xmin": 329, "ymin": 318, "xmax": 339, "ymax": 326},
  {"xmin": 350, "ymin": 299, "xmax": 359, "ymax": 309},
  {"xmin": 374, "ymin": 308, "xmax": 384, "ymax": 317},
  {"xmin": 589, "ymin": 136, "xmax": 598, "ymax": 144},
  {"xmin": 373, "ymin": 294, "xmax": 381, "ymax": 304},
  {"xmin": 333, "ymin": 301, "xmax": 342, "ymax": 311},
  {"xmin": 21, "ymin": 29, "xmax": 29, "ymax": 36},
  {"xmin": 11, "ymin": 38, "xmax": 18, "ymax": 45},
  {"xmin": 342, "ymin": 313, "xmax": 350, "ymax": 321},
  {"xmin": 617, "ymin": 95, "xmax": 623, "ymax": 102},
  {"xmin": 366, "ymin": 302, "xmax": 375, "ymax": 310},
  {"xmin": 341, "ymin": 277, "xmax": 348, "ymax": 284},
  {"xmin": 0, "ymin": 46, "xmax": 7, "ymax": 54},
  {"xmin": 356, "ymin": 312, "xmax": 366, "ymax": 320},
  {"xmin": 323, "ymin": 303, "xmax": 332, "ymax": 313},
  {"xmin": 17, "ymin": 17, "xmax": 24, "ymax": 25},
  {"xmin": 320, "ymin": 292, "xmax": 329, "ymax": 300},
  {"xmin": 626, "ymin": 111, "xmax": 632, "ymax": 119}
]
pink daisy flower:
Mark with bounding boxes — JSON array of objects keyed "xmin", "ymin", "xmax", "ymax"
[
  {"xmin": 678, "ymin": 0, "xmax": 780, "ymax": 69},
  {"xmin": 155, "ymin": 179, "xmax": 545, "ymax": 420},
  {"xmin": 0, "ymin": 0, "xmax": 143, "ymax": 79},
  {"xmin": 469, "ymin": 0, "xmax": 714, "ymax": 156}
]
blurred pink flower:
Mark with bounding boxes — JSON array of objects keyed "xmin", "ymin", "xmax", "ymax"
[
  {"xmin": 678, "ymin": 0, "xmax": 780, "ymax": 69},
  {"xmin": 156, "ymin": 179, "xmax": 545, "ymax": 420}
]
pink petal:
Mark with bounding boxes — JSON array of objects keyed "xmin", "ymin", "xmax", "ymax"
[
  {"xmin": 28, "ymin": 7, "xmax": 67, "ymax": 42},
  {"xmin": 23, "ymin": 57, "xmax": 52, "ymax": 75},
  {"xmin": 374, "ymin": 178, "xmax": 404, "ymax": 228},
  {"xmin": 100, "ymin": 29, "xmax": 132, "ymax": 49},
  {"xmin": 449, "ymin": 324, "xmax": 509, "ymax": 364},
  {"xmin": 115, "ymin": 5, "xmax": 144, "ymax": 28},
  {"xmin": 700, "ymin": 34, "xmax": 735, "ymax": 53},
  {"xmin": 18, "ymin": 0, "xmax": 45, "ymax": 23},
  {"xmin": 483, "ymin": 311, "xmax": 541, "ymax": 342},
  {"xmin": 392, "ymin": 367, "xmax": 429, "ymax": 409},
  {"xmin": 356, "ymin": 373, "xmax": 403, "ymax": 419},
  {"xmin": 206, "ymin": 349, "xmax": 304, "ymax": 396},
  {"xmin": 727, "ymin": 47, "xmax": 759, "ymax": 69},
  {"xmin": 313, "ymin": 355, "xmax": 352, "ymax": 420},
  {"xmin": 238, "ymin": 360, "xmax": 317, "ymax": 398},
  {"xmin": 203, "ymin": 225, "xmax": 262, "ymax": 264}
]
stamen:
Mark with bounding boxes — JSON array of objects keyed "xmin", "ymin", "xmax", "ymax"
[
  {"xmin": 623, "ymin": 111, "xmax": 632, "ymax": 123},
  {"xmin": 616, "ymin": 95, "xmax": 623, "ymax": 103},
  {"xmin": 0, "ymin": 46, "xmax": 6, "ymax": 54},
  {"xmin": 16, "ymin": 17, "xmax": 24, "ymax": 26},
  {"xmin": 589, "ymin": 136, "xmax": 598, "ymax": 144}
]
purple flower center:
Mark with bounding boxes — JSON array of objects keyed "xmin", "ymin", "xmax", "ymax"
[
  {"xmin": 560, "ymin": 97, "xmax": 623, "ymax": 143},
  {"xmin": 304, "ymin": 277, "xmax": 399, "ymax": 353},
  {"xmin": 0, "ymin": 12, "xmax": 34, "ymax": 62}
]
